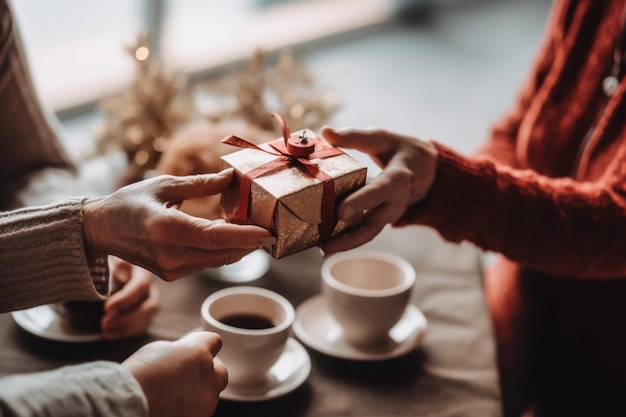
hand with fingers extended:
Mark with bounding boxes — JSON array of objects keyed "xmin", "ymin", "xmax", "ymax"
[
  {"xmin": 102, "ymin": 258, "xmax": 159, "ymax": 340},
  {"xmin": 319, "ymin": 127, "xmax": 438, "ymax": 256},
  {"xmin": 122, "ymin": 331, "xmax": 228, "ymax": 417},
  {"xmin": 82, "ymin": 169, "xmax": 276, "ymax": 281}
]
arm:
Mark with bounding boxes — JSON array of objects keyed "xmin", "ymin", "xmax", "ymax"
[
  {"xmin": 0, "ymin": 362, "xmax": 148, "ymax": 417},
  {"xmin": 401, "ymin": 143, "xmax": 626, "ymax": 279},
  {"xmin": 0, "ymin": 199, "xmax": 108, "ymax": 312},
  {"xmin": 0, "ymin": 332, "xmax": 228, "ymax": 417},
  {"xmin": 320, "ymin": 126, "xmax": 626, "ymax": 279},
  {"xmin": 0, "ymin": 171, "xmax": 276, "ymax": 313}
]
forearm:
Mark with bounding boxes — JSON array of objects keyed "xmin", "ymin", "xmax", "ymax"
[
  {"xmin": 0, "ymin": 199, "xmax": 109, "ymax": 312},
  {"xmin": 0, "ymin": 361, "xmax": 148, "ymax": 417},
  {"xmin": 399, "ymin": 143, "xmax": 626, "ymax": 278}
]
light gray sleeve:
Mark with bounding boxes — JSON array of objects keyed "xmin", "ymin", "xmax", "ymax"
[{"xmin": 0, "ymin": 361, "xmax": 148, "ymax": 417}]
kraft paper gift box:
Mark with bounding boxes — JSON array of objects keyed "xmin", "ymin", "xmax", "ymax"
[{"xmin": 220, "ymin": 118, "xmax": 367, "ymax": 259}]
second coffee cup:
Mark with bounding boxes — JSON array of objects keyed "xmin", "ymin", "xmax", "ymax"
[
  {"xmin": 201, "ymin": 286, "xmax": 294, "ymax": 386},
  {"xmin": 321, "ymin": 250, "xmax": 416, "ymax": 348}
]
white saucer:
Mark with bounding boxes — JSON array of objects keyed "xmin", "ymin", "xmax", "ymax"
[
  {"xmin": 220, "ymin": 337, "xmax": 311, "ymax": 402},
  {"xmin": 203, "ymin": 249, "xmax": 271, "ymax": 282},
  {"xmin": 12, "ymin": 305, "xmax": 103, "ymax": 343},
  {"xmin": 293, "ymin": 295, "xmax": 428, "ymax": 361}
]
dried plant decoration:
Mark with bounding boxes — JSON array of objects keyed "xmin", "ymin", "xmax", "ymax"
[
  {"xmin": 95, "ymin": 33, "xmax": 194, "ymax": 185},
  {"xmin": 95, "ymin": 36, "xmax": 340, "ymax": 187},
  {"xmin": 197, "ymin": 48, "xmax": 340, "ymax": 136}
]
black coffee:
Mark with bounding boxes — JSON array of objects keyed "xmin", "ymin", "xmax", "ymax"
[{"xmin": 219, "ymin": 313, "xmax": 275, "ymax": 330}]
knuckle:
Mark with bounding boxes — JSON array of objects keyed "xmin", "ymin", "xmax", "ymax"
[
  {"xmin": 394, "ymin": 166, "xmax": 414, "ymax": 184},
  {"xmin": 155, "ymin": 174, "xmax": 178, "ymax": 187},
  {"xmin": 203, "ymin": 226, "xmax": 225, "ymax": 249}
]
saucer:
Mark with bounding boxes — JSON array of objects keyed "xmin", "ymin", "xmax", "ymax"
[
  {"xmin": 12, "ymin": 305, "xmax": 102, "ymax": 343},
  {"xmin": 293, "ymin": 295, "xmax": 428, "ymax": 361},
  {"xmin": 220, "ymin": 337, "xmax": 311, "ymax": 402},
  {"xmin": 203, "ymin": 249, "xmax": 271, "ymax": 282}
]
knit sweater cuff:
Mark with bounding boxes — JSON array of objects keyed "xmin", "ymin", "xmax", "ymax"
[
  {"xmin": 0, "ymin": 361, "xmax": 148, "ymax": 417},
  {"xmin": 0, "ymin": 198, "xmax": 111, "ymax": 312},
  {"xmin": 396, "ymin": 142, "xmax": 494, "ymax": 243}
]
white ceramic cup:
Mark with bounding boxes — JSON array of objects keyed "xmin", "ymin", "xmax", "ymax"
[
  {"xmin": 321, "ymin": 250, "xmax": 416, "ymax": 348},
  {"xmin": 201, "ymin": 286, "xmax": 295, "ymax": 386}
]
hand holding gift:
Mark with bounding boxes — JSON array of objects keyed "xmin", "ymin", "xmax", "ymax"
[{"xmin": 220, "ymin": 113, "xmax": 367, "ymax": 258}]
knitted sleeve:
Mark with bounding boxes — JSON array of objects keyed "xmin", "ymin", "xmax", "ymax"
[
  {"xmin": 0, "ymin": 198, "xmax": 109, "ymax": 313},
  {"xmin": 399, "ymin": 143, "xmax": 626, "ymax": 279},
  {"xmin": 0, "ymin": 361, "xmax": 148, "ymax": 417}
]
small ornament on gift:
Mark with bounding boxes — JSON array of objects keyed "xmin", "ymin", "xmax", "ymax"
[{"xmin": 220, "ymin": 113, "xmax": 367, "ymax": 259}]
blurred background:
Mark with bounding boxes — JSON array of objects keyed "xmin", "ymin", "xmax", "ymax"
[{"xmin": 10, "ymin": 0, "xmax": 552, "ymax": 193}]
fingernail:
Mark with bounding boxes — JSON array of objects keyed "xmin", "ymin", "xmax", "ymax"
[{"xmin": 260, "ymin": 237, "xmax": 277, "ymax": 246}]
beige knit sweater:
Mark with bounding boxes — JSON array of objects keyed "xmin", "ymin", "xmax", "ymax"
[{"xmin": 0, "ymin": 198, "xmax": 109, "ymax": 312}]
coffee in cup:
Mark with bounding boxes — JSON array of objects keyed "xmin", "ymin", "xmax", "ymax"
[
  {"xmin": 53, "ymin": 300, "xmax": 105, "ymax": 332},
  {"xmin": 201, "ymin": 286, "xmax": 295, "ymax": 385},
  {"xmin": 321, "ymin": 250, "xmax": 416, "ymax": 348}
]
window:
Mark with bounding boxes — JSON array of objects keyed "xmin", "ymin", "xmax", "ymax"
[
  {"xmin": 10, "ymin": 0, "xmax": 394, "ymax": 114},
  {"xmin": 10, "ymin": 0, "xmax": 144, "ymax": 112}
]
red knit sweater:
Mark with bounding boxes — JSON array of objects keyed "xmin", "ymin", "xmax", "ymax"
[{"xmin": 401, "ymin": 1, "xmax": 626, "ymax": 415}]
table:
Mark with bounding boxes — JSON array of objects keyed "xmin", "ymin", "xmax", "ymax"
[{"xmin": 0, "ymin": 225, "xmax": 502, "ymax": 417}]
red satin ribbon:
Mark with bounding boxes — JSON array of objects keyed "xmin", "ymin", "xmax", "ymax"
[{"xmin": 221, "ymin": 127, "xmax": 343, "ymax": 243}]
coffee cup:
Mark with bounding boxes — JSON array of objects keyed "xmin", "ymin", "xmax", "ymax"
[
  {"xmin": 201, "ymin": 286, "xmax": 295, "ymax": 386},
  {"xmin": 53, "ymin": 300, "xmax": 106, "ymax": 332},
  {"xmin": 321, "ymin": 250, "xmax": 416, "ymax": 348},
  {"xmin": 53, "ymin": 267, "xmax": 120, "ymax": 332}
]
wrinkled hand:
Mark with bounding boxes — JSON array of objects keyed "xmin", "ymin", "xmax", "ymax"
[
  {"xmin": 122, "ymin": 331, "xmax": 228, "ymax": 417},
  {"xmin": 320, "ymin": 127, "xmax": 438, "ymax": 256},
  {"xmin": 102, "ymin": 259, "xmax": 159, "ymax": 340},
  {"xmin": 82, "ymin": 170, "xmax": 276, "ymax": 281}
]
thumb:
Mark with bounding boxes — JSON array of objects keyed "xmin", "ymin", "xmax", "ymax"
[
  {"xmin": 322, "ymin": 126, "xmax": 395, "ymax": 156},
  {"xmin": 321, "ymin": 126, "xmax": 342, "ymax": 145},
  {"xmin": 157, "ymin": 169, "xmax": 234, "ymax": 202},
  {"xmin": 321, "ymin": 126, "xmax": 366, "ymax": 150}
]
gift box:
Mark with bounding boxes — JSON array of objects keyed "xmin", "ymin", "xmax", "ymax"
[{"xmin": 220, "ymin": 114, "xmax": 367, "ymax": 259}]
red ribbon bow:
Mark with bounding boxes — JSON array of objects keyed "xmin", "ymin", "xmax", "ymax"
[{"xmin": 221, "ymin": 113, "xmax": 343, "ymax": 243}]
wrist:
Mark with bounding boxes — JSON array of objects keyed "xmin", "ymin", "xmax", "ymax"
[
  {"xmin": 82, "ymin": 197, "xmax": 112, "ymax": 296},
  {"xmin": 123, "ymin": 361, "xmax": 171, "ymax": 417},
  {"xmin": 82, "ymin": 196, "xmax": 107, "ymax": 254}
]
